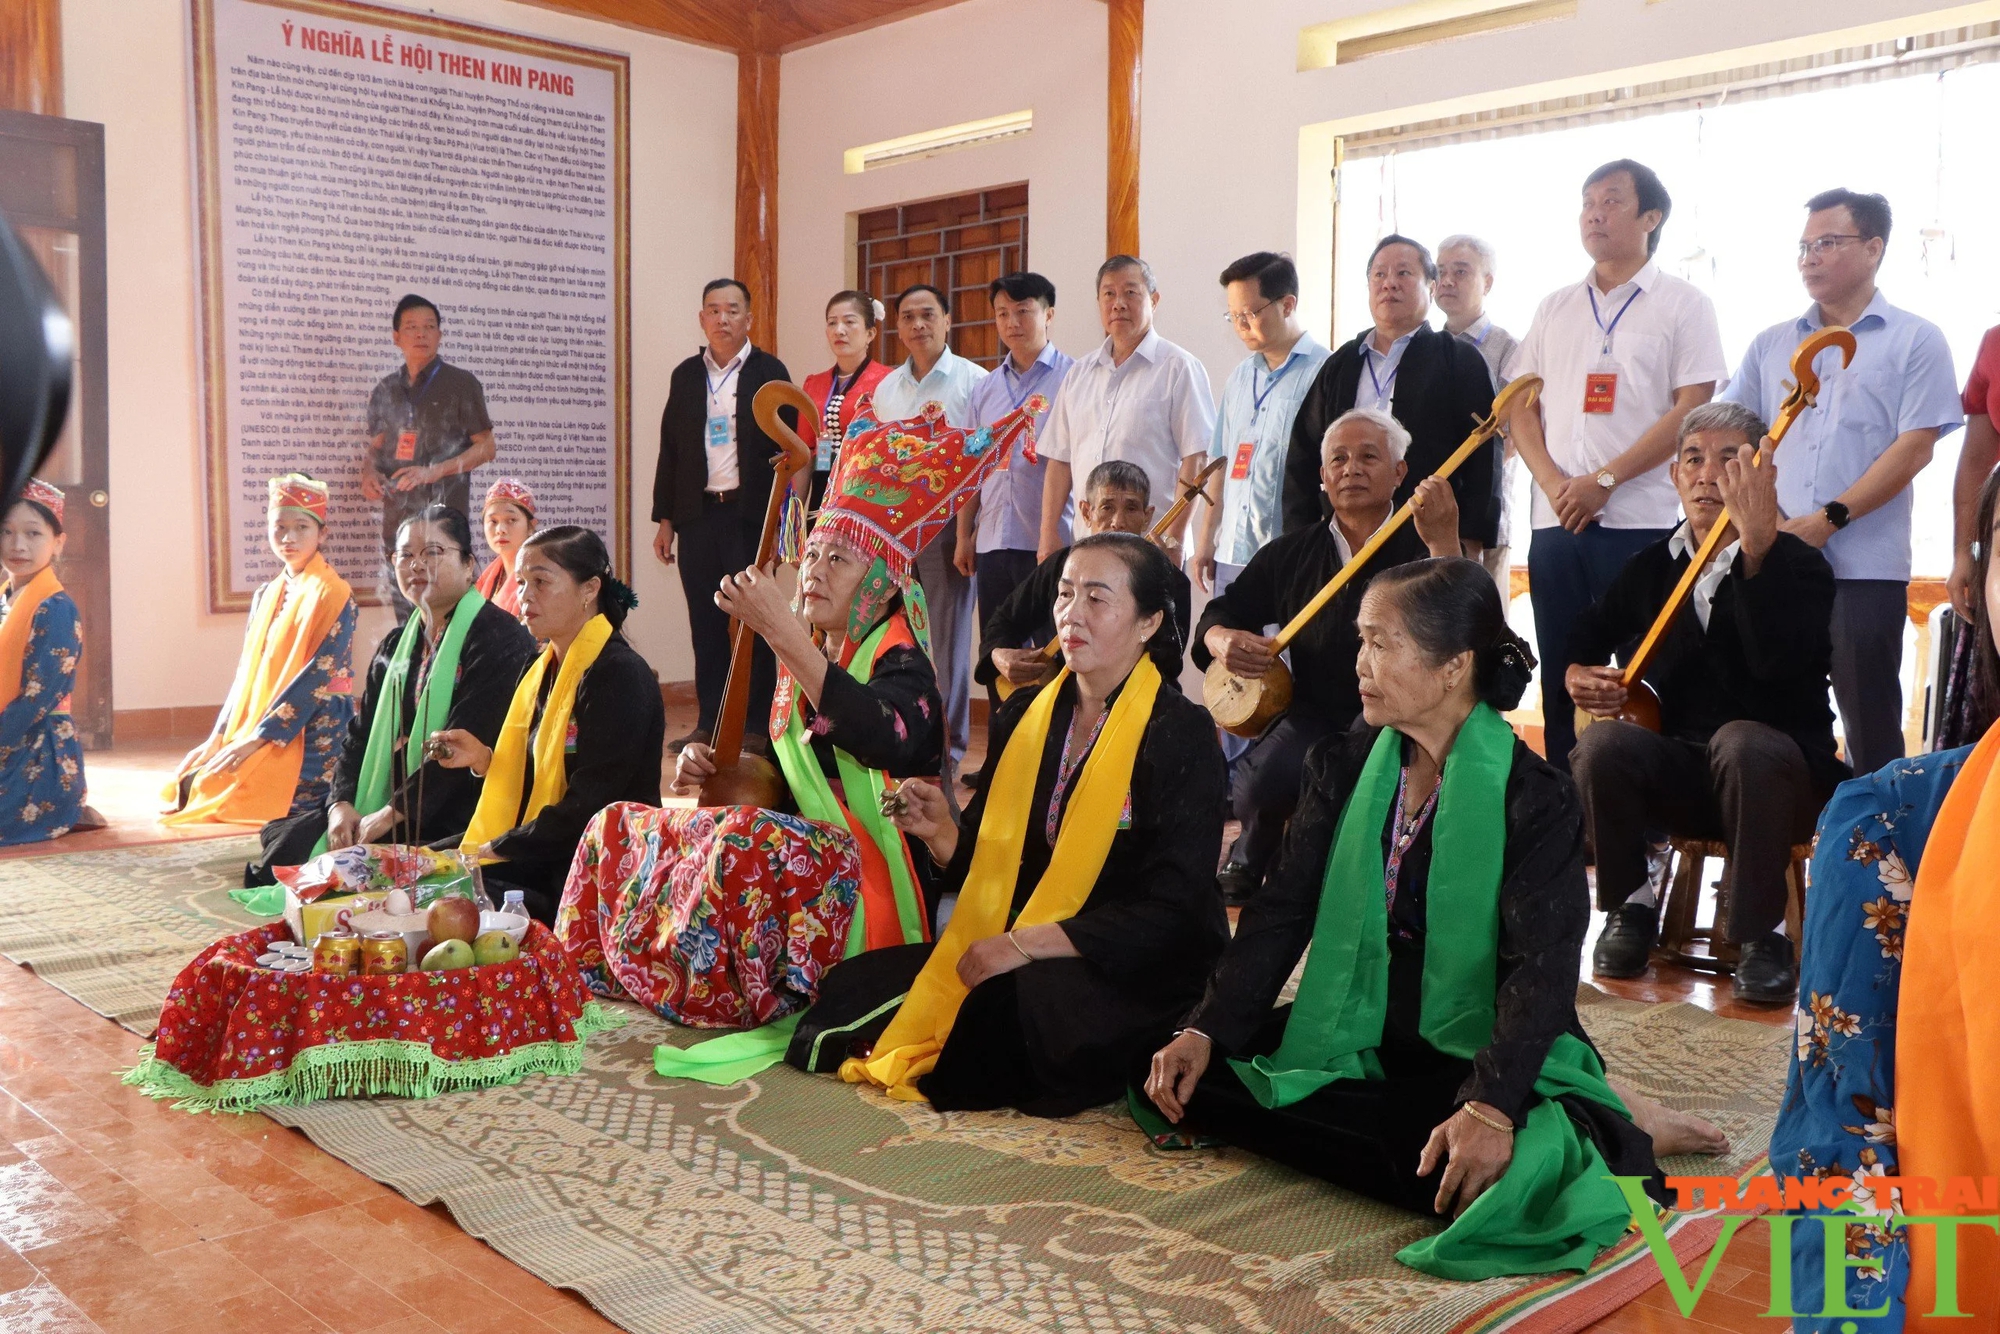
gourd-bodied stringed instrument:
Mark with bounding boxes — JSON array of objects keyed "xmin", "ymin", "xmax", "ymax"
[
  {"xmin": 1203, "ymin": 374, "xmax": 1543, "ymax": 738},
  {"xmin": 697, "ymin": 381, "xmax": 814, "ymax": 808},
  {"xmin": 1591, "ymin": 326, "xmax": 1856, "ymax": 734},
  {"xmin": 994, "ymin": 455, "xmax": 1227, "ymax": 700}
]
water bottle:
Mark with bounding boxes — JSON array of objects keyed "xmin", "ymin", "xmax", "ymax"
[{"xmin": 501, "ymin": 889, "xmax": 527, "ymax": 921}]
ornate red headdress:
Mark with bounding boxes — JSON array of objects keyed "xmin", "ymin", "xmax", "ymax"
[
  {"xmin": 268, "ymin": 472, "xmax": 329, "ymax": 525},
  {"xmin": 813, "ymin": 394, "xmax": 1047, "ymax": 585},
  {"xmin": 19, "ymin": 479, "xmax": 63, "ymax": 527},
  {"xmin": 483, "ymin": 477, "xmax": 536, "ymax": 517}
]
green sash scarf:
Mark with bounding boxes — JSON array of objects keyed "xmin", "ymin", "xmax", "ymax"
[
  {"xmin": 311, "ymin": 587, "xmax": 485, "ymax": 858},
  {"xmin": 771, "ymin": 616, "xmax": 928, "ymax": 956},
  {"xmin": 653, "ymin": 616, "xmax": 925, "ymax": 1087},
  {"xmin": 1236, "ymin": 705, "xmax": 1637, "ymax": 1279}
]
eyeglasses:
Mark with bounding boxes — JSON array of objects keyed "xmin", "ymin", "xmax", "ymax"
[
  {"xmin": 1221, "ymin": 301, "xmax": 1274, "ymax": 330},
  {"xmin": 391, "ymin": 545, "xmax": 454, "ymax": 566},
  {"xmin": 1798, "ymin": 234, "xmax": 1864, "ymax": 259}
]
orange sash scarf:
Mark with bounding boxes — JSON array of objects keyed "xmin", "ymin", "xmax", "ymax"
[
  {"xmin": 162, "ymin": 554, "xmax": 353, "ymax": 825},
  {"xmin": 1900, "ymin": 720, "xmax": 2000, "ymax": 1325},
  {"xmin": 475, "ymin": 556, "xmax": 522, "ymax": 618},
  {"xmin": 0, "ymin": 566, "xmax": 62, "ymax": 714}
]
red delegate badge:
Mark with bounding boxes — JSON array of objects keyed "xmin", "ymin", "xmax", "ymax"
[
  {"xmin": 395, "ymin": 429, "xmax": 419, "ymax": 461},
  {"xmin": 1583, "ymin": 372, "xmax": 1618, "ymax": 415},
  {"xmin": 1230, "ymin": 441, "xmax": 1256, "ymax": 480}
]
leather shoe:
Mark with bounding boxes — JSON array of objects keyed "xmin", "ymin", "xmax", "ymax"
[
  {"xmin": 667, "ymin": 727, "xmax": 712, "ymax": 754},
  {"xmin": 741, "ymin": 733, "xmax": 771, "ymax": 759},
  {"xmin": 1734, "ymin": 933, "xmax": 1798, "ymax": 1005},
  {"xmin": 1592, "ymin": 901, "xmax": 1657, "ymax": 978},
  {"xmin": 1217, "ymin": 863, "xmax": 1258, "ymax": 906}
]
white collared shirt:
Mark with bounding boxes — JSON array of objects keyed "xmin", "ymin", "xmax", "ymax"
[
  {"xmin": 1667, "ymin": 521, "xmax": 1741, "ymax": 631},
  {"xmin": 1040, "ymin": 327, "xmax": 1217, "ymax": 519},
  {"xmin": 1359, "ymin": 328, "xmax": 1417, "ymax": 411},
  {"xmin": 1329, "ymin": 509, "xmax": 1394, "ymax": 565},
  {"xmin": 1514, "ymin": 261, "xmax": 1727, "ymax": 530},
  {"xmin": 868, "ymin": 345, "xmax": 989, "ymax": 429},
  {"xmin": 701, "ymin": 341, "xmax": 752, "ymax": 491}
]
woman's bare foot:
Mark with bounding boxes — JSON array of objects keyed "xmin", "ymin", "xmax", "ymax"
[{"xmin": 1609, "ymin": 1076, "xmax": 1731, "ymax": 1156}]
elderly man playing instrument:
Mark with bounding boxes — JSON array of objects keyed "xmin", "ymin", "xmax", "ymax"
[
  {"xmin": 1566, "ymin": 400, "xmax": 1848, "ymax": 1003},
  {"xmin": 1196, "ymin": 408, "xmax": 1462, "ymax": 903}
]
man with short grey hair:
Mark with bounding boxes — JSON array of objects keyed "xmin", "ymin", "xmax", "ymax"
[
  {"xmin": 1565, "ymin": 398, "xmax": 1846, "ymax": 1003},
  {"xmin": 1194, "ymin": 407, "xmax": 1461, "ymax": 903},
  {"xmin": 1037, "ymin": 255, "xmax": 1216, "ymax": 563},
  {"xmin": 1435, "ymin": 235, "xmax": 1521, "ymax": 592}
]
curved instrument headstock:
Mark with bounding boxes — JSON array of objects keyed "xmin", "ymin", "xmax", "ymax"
[
  {"xmin": 751, "ymin": 381, "xmax": 816, "ymax": 487},
  {"xmin": 1785, "ymin": 325, "xmax": 1858, "ymax": 405},
  {"xmin": 1480, "ymin": 373, "xmax": 1543, "ymax": 436}
]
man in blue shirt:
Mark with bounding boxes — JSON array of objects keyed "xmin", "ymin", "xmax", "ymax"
[
  {"xmin": 1192, "ymin": 253, "xmax": 1328, "ymax": 598},
  {"xmin": 1721, "ymin": 188, "xmax": 1961, "ymax": 775},
  {"xmin": 958, "ymin": 273, "xmax": 1073, "ymax": 655}
]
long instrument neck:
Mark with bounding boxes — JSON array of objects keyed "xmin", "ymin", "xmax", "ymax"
[
  {"xmin": 1617, "ymin": 397, "xmax": 1809, "ymax": 689},
  {"xmin": 712, "ymin": 430, "xmax": 810, "ymax": 767}
]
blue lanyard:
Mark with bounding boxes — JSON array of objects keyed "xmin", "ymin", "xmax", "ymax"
[
  {"xmin": 1002, "ymin": 358, "xmax": 1045, "ymax": 414},
  {"xmin": 1586, "ymin": 285, "xmax": 1643, "ymax": 356},
  {"xmin": 1250, "ymin": 355, "xmax": 1296, "ymax": 416},
  {"xmin": 1364, "ymin": 343, "xmax": 1401, "ymax": 403},
  {"xmin": 705, "ymin": 355, "xmax": 744, "ymax": 401},
  {"xmin": 403, "ymin": 360, "xmax": 443, "ymax": 419}
]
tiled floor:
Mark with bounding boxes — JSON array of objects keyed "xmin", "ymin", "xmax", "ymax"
[{"xmin": 0, "ymin": 728, "xmax": 1790, "ymax": 1333}]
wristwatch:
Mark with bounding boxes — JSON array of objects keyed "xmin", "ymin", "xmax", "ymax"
[
  {"xmin": 1595, "ymin": 468, "xmax": 1617, "ymax": 491},
  {"xmin": 1823, "ymin": 501, "xmax": 1851, "ymax": 530}
]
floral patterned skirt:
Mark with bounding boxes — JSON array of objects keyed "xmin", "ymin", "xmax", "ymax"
[{"xmin": 555, "ymin": 802, "xmax": 861, "ymax": 1029}]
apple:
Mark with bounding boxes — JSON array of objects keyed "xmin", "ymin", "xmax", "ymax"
[
  {"xmin": 420, "ymin": 939, "xmax": 475, "ymax": 972},
  {"xmin": 472, "ymin": 931, "xmax": 520, "ymax": 967},
  {"xmin": 427, "ymin": 896, "xmax": 480, "ymax": 945}
]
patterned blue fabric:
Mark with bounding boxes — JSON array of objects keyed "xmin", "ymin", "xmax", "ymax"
[
  {"xmin": 1770, "ymin": 746, "xmax": 1970, "ymax": 1332},
  {"xmin": 249, "ymin": 594, "xmax": 357, "ymax": 818},
  {"xmin": 0, "ymin": 590, "xmax": 85, "ymax": 846}
]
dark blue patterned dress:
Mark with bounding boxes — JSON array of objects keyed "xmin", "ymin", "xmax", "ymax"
[{"xmin": 0, "ymin": 588, "xmax": 85, "ymax": 846}]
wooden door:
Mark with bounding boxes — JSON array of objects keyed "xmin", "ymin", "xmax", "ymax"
[
  {"xmin": 0, "ymin": 110, "xmax": 111, "ymax": 749},
  {"xmin": 856, "ymin": 184, "xmax": 1028, "ymax": 371}
]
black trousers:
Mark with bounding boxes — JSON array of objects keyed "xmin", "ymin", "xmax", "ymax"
[
  {"xmin": 676, "ymin": 493, "xmax": 776, "ymax": 738},
  {"xmin": 976, "ymin": 548, "xmax": 1043, "ymax": 715},
  {"xmin": 1831, "ymin": 579, "xmax": 1908, "ymax": 776},
  {"xmin": 1527, "ymin": 523, "xmax": 1674, "ymax": 773},
  {"xmin": 1571, "ymin": 718, "xmax": 1819, "ymax": 942},
  {"xmin": 1228, "ymin": 711, "xmax": 1338, "ymax": 886},
  {"xmin": 1159, "ymin": 1008, "xmax": 1476, "ymax": 1216}
]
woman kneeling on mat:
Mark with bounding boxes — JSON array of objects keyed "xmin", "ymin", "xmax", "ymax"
[
  {"xmin": 265, "ymin": 505, "xmax": 535, "ymax": 866},
  {"xmin": 1142, "ymin": 557, "xmax": 1666, "ymax": 1280},
  {"xmin": 429, "ymin": 526, "xmax": 665, "ymax": 924},
  {"xmin": 821, "ymin": 532, "xmax": 1227, "ymax": 1116},
  {"xmin": 0, "ymin": 480, "xmax": 87, "ymax": 846}
]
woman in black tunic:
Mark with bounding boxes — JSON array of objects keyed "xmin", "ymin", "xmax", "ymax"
[
  {"xmin": 1142, "ymin": 558, "xmax": 1682, "ymax": 1280},
  {"xmin": 432, "ymin": 526, "xmax": 666, "ymax": 923},
  {"xmin": 815, "ymin": 532, "xmax": 1227, "ymax": 1116},
  {"xmin": 249, "ymin": 506, "xmax": 536, "ymax": 875}
]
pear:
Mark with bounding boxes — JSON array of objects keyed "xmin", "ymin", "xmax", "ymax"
[
  {"xmin": 472, "ymin": 931, "xmax": 520, "ymax": 967},
  {"xmin": 420, "ymin": 939, "xmax": 475, "ymax": 972}
]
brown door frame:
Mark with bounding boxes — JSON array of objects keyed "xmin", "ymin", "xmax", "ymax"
[{"xmin": 0, "ymin": 108, "xmax": 112, "ymax": 749}]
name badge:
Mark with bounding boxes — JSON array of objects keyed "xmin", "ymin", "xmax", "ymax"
[
  {"xmin": 1230, "ymin": 441, "xmax": 1256, "ymax": 480},
  {"xmin": 395, "ymin": 429, "xmax": 418, "ymax": 461},
  {"xmin": 706, "ymin": 415, "xmax": 733, "ymax": 451},
  {"xmin": 1583, "ymin": 372, "xmax": 1618, "ymax": 415}
]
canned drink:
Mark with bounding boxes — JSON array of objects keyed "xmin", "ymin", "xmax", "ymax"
[
  {"xmin": 361, "ymin": 931, "xmax": 408, "ymax": 976},
  {"xmin": 312, "ymin": 930, "xmax": 362, "ymax": 977}
]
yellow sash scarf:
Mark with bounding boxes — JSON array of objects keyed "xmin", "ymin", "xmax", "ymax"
[
  {"xmin": 163, "ymin": 554, "xmax": 353, "ymax": 825},
  {"xmin": 0, "ymin": 566, "xmax": 62, "ymax": 713},
  {"xmin": 1901, "ymin": 722, "xmax": 2000, "ymax": 1325},
  {"xmin": 841, "ymin": 655, "xmax": 1161, "ymax": 1100},
  {"xmin": 461, "ymin": 614, "xmax": 613, "ymax": 854}
]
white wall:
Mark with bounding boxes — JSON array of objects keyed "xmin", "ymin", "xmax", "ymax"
[
  {"xmin": 775, "ymin": 0, "xmax": 1107, "ymax": 376},
  {"xmin": 64, "ymin": 0, "xmax": 735, "ymax": 711}
]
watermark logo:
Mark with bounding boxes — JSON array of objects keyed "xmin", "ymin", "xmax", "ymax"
[{"xmin": 1615, "ymin": 1174, "xmax": 2000, "ymax": 1320}]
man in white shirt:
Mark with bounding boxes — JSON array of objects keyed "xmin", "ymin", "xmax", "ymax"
[
  {"xmin": 1036, "ymin": 256, "xmax": 1216, "ymax": 563},
  {"xmin": 1435, "ymin": 235, "xmax": 1521, "ymax": 591},
  {"xmin": 869, "ymin": 284, "xmax": 989, "ymax": 779},
  {"xmin": 1509, "ymin": 159, "xmax": 1728, "ymax": 772}
]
